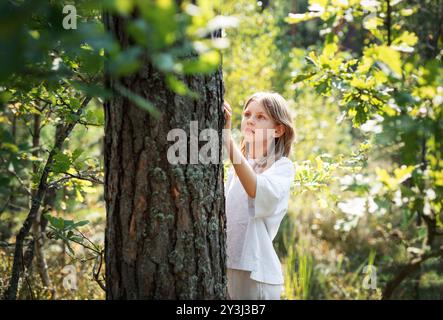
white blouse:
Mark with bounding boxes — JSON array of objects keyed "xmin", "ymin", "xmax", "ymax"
[{"xmin": 225, "ymin": 156, "xmax": 295, "ymax": 285}]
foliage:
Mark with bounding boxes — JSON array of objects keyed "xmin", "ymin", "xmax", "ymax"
[
  {"xmin": 284, "ymin": 0, "xmax": 443, "ymax": 299},
  {"xmin": 1, "ymin": 0, "xmax": 235, "ymax": 299}
]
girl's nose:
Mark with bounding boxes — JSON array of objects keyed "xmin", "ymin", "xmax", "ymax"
[{"xmin": 246, "ymin": 117, "xmax": 255, "ymax": 125}]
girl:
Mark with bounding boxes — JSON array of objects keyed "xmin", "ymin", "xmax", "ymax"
[{"xmin": 223, "ymin": 92, "xmax": 296, "ymax": 300}]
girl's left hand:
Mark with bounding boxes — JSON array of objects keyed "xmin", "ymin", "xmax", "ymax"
[{"xmin": 223, "ymin": 101, "xmax": 232, "ymax": 130}]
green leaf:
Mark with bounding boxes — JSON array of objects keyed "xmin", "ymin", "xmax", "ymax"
[
  {"xmin": 305, "ymin": 51, "xmax": 319, "ymax": 67},
  {"xmin": 391, "ymin": 31, "xmax": 418, "ymax": 52},
  {"xmin": 70, "ymin": 236, "xmax": 83, "ymax": 243},
  {"xmin": 152, "ymin": 53, "xmax": 175, "ymax": 72},
  {"xmin": 165, "ymin": 74, "xmax": 199, "ymax": 99},
  {"xmin": 138, "ymin": 0, "xmax": 178, "ymax": 50},
  {"xmin": 51, "ymin": 150, "xmax": 71, "ymax": 174},
  {"xmin": 108, "ymin": 47, "xmax": 142, "ymax": 76},
  {"xmin": 104, "ymin": 0, "xmax": 134, "ymax": 16},
  {"xmin": 45, "ymin": 214, "xmax": 65, "ymax": 230},
  {"xmin": 292, "ymin": 72, "xmax": 316, "ymax": 84},
  {"xmin": 375, "ymin": 165, "xmax": 415, "ymax": 190},
  {"xmin": 366, "ymin": 46, "xmax": 402, "ymax": 77},
  {"xmin": 363, "ymin": 13, "xmax": 383, "ymax": 30},
  {"xmin": 71, "ymin": 82, "xmax": 112, "ymax": 99},
  {"xmin": 114, "ymin": 83, "xmax": 161, "ymax": 118},
  {"xmin": 182, "ymin": 50, "xmax": 220, "ymax": 74},
  {"xmin": 126, "ymin": 19, "xmax": 149, "ymax": 46},
  {"xmin": 78, "ymin": 48, "xmax": 104, "ymax": 74},
  {"xmin": 71, "ymin": 148, "xmax": 84, "ymax": 162},
  {"xmin": 392, "ymin": 31, "xmax": 418, "ymax": 47},
  {"xmin": 73, "ymin": 220, "xmax": 89, "ymax": 228},
  {"xmin": 66, "ymin": 242, "xmax": 75, "ymax": 255}
]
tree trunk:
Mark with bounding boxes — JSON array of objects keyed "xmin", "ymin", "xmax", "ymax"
[
  {"xmin": 4, "ymin": 96, "xmax": 91, "ymax": 300},
  {"xmin": 103, "ymin": 15, "xmax": 227, "ymax": 299},
  {"xmin": 31, "ymin": 124, "xmax": 64, "ymax": 299}
]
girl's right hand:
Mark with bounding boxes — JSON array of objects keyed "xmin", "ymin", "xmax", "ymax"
[{"xmin": 223, "ymin": 101, "xmax": 232, "ymax": 130}]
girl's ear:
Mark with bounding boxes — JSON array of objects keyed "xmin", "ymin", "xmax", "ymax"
[{"xmin": 275, "ymin": 124, "xmax": 285, "ymax": 138}]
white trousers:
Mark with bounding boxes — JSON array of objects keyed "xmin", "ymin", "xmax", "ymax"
[{"xmin": 227, "ymin": 268, "xmax": 283, "ymax": 300}]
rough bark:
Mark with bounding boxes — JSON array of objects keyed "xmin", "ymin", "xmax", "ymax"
[{"xmin": 103, "ymin": 15, "xmax": 227, "ymax": 300}]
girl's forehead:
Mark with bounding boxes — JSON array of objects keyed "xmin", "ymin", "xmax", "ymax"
[{"xmin": 245, "ymin": 100, "xmax": 266, "ymax": 112}]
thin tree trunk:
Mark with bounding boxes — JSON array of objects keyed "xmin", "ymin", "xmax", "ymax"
[
  {"xmin": 386, "ymin": 0, "xmax": 391, "ymax": 45},
  {"xmin": 32, "ymin": 191, "xmax": 57, "ymax": 299},
  {"xmin": 382, "ymin": 247, "xmax": 443, "ymax": 299},
  {"xmin": 30, "ymin": 124, "xmax": 64, "ymax": 299},
  {"xmin": 4, "ymin": 97, "xmax": 91, "ymax": 300},
  {"xmin": 31, "ymin": 114, "xmax": 41, "ymax": 198},
  {"xmin": 8, "ymin": 114, "xmax": 17, "ymax": 215}
]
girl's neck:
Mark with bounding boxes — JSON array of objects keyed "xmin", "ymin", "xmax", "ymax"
[
  {"xmin": 247, "ymin": 154, "xmax": 261, "ymax": 160},
  {"xmin": 246, "ymin": 145, "xmax": 266, "ymax": 160}
]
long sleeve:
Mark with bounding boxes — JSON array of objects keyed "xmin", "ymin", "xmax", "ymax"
[
  {"xmin": 250, "ymin": 158, "xmax": 294, "ymax": 219},
  {"xmin": 224, "ymin": 165, "xmax": 234, "ymax": 195}
]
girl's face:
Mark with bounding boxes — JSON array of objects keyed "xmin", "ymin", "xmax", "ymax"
[{"xmin": 241, "ymin": 100, "xmax": 284, "ymax": 155}]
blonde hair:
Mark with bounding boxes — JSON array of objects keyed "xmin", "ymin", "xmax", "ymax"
[{"xmin": 240, "ymin": 92, "xmax": 296, "ymax": 172}]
